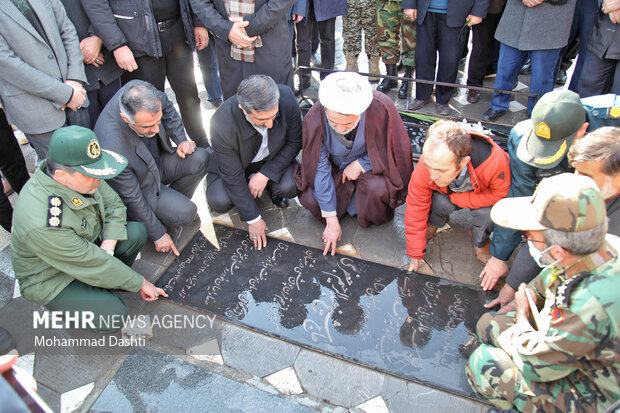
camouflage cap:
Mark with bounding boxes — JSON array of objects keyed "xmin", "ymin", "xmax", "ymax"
[
  {"xmin": 491, "ymin": 173, "xmax": 607, "ymax": 232},
  {"xmin": 517, "ymin": 90, "xmax": 586, "ymax": 169},
  {"xmin": 48, "ymin": 126, "xmax": 127, "ymax": 179}
]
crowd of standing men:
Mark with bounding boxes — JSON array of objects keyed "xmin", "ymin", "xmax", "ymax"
[{"xmin": 0, "ymin": 0, "xmax": 619, "ymax": 412}]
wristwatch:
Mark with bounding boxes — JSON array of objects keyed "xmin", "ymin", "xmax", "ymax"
[{"xmin": 103, "ymin": 249, "xmax": 114, "ymax": 256}]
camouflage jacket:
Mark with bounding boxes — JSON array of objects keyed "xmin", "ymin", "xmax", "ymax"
[{"xmin": 497, "ymin": 234, "xmax": 620, "ymax": 412}]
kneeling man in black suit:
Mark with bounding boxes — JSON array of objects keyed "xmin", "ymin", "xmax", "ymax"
[{"xmin": 207, "ymin": 75, "xmax": 302, "ymax": 250}]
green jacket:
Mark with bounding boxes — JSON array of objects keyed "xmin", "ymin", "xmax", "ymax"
[{"xmin": 11, "ymin": 162, "xmax": 144, "ymax": 305}]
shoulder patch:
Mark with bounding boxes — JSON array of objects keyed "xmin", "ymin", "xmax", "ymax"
[
  {"xmin": 71, "ymin": 197, "xmax": 83, "ymax": 208},
  {"xmin": 551, "ymin": 308, "xmax": 565, "ymax": 325},
  {"xmin": 47, "ymin": 196, "xmax": 63, "ymax": 228},
  {"xmin": 498, "ymin": 171, "xmax": 505, "ymax": 180}
]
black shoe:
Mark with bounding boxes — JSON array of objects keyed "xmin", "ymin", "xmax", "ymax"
[
  {"xmin": 482, "ymin": 108, "xmax": 506, "ymax": 122},
  {"xmin": 555, "ymin": 69, "xmax": 567, "ymax": 86},
  {"xmin": 466, "ymin": 89, "xmax": 480, "ymax": 104},
  {"xmin": 294, "ymin": 81, "xmax": 311, "ymax": 97},
  {"xmin": 398, "ymin": 66, "xmax": 414, "ymax": 100},
  {"xmin": 520, "ymin": 59, "xmax": 531, "ymax": 75},
  {"xmin": 211, "ymin": 100, "xmax": 222, "ymax": 109},
  {"xmin": 270, "ymin": 194, "xmax": 289, "ymax": 209},
  {"xmin": 409, "ymin": 98, "xmax": 429, "ymax": 111},
  {"xmin": 377, "ymin": 64, "xmax": 398, "ymax": 93},
  {"xmin": 437, "ymin": 103, "xmax": 450, "ymax": 116}
]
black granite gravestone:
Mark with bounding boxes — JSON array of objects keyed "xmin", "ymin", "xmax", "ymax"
[{"xmin": 156, "ymin": 225, "xmax": 488, "ymax": 399}]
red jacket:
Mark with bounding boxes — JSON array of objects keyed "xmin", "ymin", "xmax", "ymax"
[{"xmin": 404, "ymin": 132, "xmax": 510, "ymax": 259}]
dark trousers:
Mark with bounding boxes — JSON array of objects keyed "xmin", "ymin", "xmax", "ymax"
[
  {"xmin": 155, "ymin": 147, "xmax": 210, "ymax": 230},
  {"xmin": 578, "ymin": 52, "xmax": 620, "ymax": 98},
  {"xmin": 466, "ymin": 12, "xmax": 502, "ymax": 87},
  {"xmin": 414, "ymin": 12, "xmax": 467, "ymax": 105},
  {"xmin": 428, "ymin": 192, "xmax": 492, "ymax": 247},
  {"xmin": 566, "ymin": 0, "xmax": 599, "ymax": 92},
  {"xmin": 86, "ymin": 78, "xmax": 122, "ymax": 129},
  {"xmin": 297, "ymin": 167, "xmax": 394, "ymax": 228},
  {"xmin": 45, "ymin": 221, "xmax": 148, "ymax": 334},
  {"xmin": 25, "ymin": 107, "xmax": 90, "ymax": 159},
  {"xmin": 296, "ymin": 1, "xmax": 336, "ymax": 85},
  {"xmin": 207, "ymin": 161, "xmax": 298, "ymax": 214},
  {"xmin": 122, "ymin": 19, "xmax": 208, "ymax": 148},
  {"xmin": 197, "ymin": 35, "xmax": 223, "ymax": 104},
  {"xmin": 0, "ymin": 108, "xmax": 30, "ymax": 232}
]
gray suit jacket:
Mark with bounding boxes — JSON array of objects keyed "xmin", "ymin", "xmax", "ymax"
[
  {"xmin": 94, "ymin": 81, "xmax": 189, "ymax": 240},
  {"xmin": 0, "ymin": 0, "xmax": 86, "ymax": 134},
  {"xmin": 495, "ymin": 0, "xmax": 576, "ymax": 51}
]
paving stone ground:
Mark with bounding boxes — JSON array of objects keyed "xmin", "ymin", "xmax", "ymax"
[{"xmin": 0, "ymin": 17, "xmax": 571, "ymax": 412}]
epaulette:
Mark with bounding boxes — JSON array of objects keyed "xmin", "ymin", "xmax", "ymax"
[
  {"xmin": 47, "ymin": 195, "xmax": 63, "ymax": 228},
  {"xmin": 555, "ymin": 272, "xmax": 591, "ymax": 309}
]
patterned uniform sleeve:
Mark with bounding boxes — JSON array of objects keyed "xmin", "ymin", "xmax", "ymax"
[{"xmin": 498, "ymin": 289, "xmax": 610, "ymax": 383}]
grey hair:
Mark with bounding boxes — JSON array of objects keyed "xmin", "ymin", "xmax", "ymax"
[
  {"xmin": 568, "ymin": 127, "xmax": 620, "ymax": 175},
  {"xmin": 237, "ymin": 75, "xmax": 279, "ymax": 113},
  {"xmin": 119, "ymin": 80, "xmax": 162, "ymax": 123},
  {"xmin": 543, "ymin": 219, "xmax": 609, "ymax": 256},
  {"xmin": 46, "ymin": 159, "xmax": 75, "ymax": 176}
]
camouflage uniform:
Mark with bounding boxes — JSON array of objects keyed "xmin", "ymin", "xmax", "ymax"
[
  {"xmin": 343, "ymin": 0, "xmax": 379, "ymax": 58},
  {"xmin": 376, "ymin": 0, "xmax": 416, "ymax": 66},
  {"xmin": 466, "ymin": 235, "xmax": 620, "ymax": 412}
]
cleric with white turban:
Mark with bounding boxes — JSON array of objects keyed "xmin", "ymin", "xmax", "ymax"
[{"xmin": 295, "ymin": 72, "xmax": 414, "ymax": 255}]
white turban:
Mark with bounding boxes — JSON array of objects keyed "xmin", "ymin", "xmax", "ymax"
[{"xmin": 318, "ymin": 72, "xmax": 373, "ymax": 116}]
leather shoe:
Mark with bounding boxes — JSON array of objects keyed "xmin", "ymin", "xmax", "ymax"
[
  {"xmin": 519, "ymin": 59, "xmax": 531, "ymax": 75},
  {"xmin": 426, "ymin": 224, "xmax": 438, "ymax": 241},
  {"xmin": 473, "ymin": 239, "xmax": 492, "ymax": 265},
  {"xmin": 409, "ymin": 98, "xmax": 429, "ymax": 111},
  {"xmin": 466, "ymin": 89, "xmax": 480, "ymax": 104},
  {"xmin": 555, "ymin": 69, "xmax": 567, "ymax": 86},
  {"xmin": 294, "ymin": 82, "xmax": 311, "ymax": 97},
  {"xmin": 270, "ymin": 194, "xmax": 289, "ymax": 209},
  {"xmin": 437, "ymin": 103, "xmax": 450, "ymax": 116},
  {"xmin": 481, "ymin": 108, "xmax": 505, "ymax": 122}
]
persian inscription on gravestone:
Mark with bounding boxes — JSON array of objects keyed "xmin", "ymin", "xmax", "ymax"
[{"xmin": 156, "ymin": 225, "xmax": 487, "ymax": 399}]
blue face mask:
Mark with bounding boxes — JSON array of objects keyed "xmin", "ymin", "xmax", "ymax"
[{"xmin": 528, "ymin": 240, "xmax": 561, "ymax": 269}]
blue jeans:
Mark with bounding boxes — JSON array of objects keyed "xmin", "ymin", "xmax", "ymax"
[
  {"xmin": 489, "ymin": 44, "xmax": 561, "ymax": 115},
  {"xmin": 197, "ymin": 36, "xmax": 223, "ymax": 104}
]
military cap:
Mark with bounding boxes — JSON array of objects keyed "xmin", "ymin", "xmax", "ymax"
[
  {"xmin": 517, "ymin": 90, "xmax": 586, "ymax": 169},
  {"xmin": 491, "ymin": 173, "xmax": 607, "ymax": 232},
  {"xmin": 47, "ymin": 126, "xmax": 127, "ymax": 179}
]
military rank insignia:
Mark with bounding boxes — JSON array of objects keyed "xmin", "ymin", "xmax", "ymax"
[
  {"xmin": 71, "ymin": 197, "xmax": 83, "ymax": 207},
  {"xmin": 47, "ymin": 196, "xmax": 63, "ymax": 228},
  {"xmin": 535, "ymin": 122, "xmax": 551, "ymax": 139},
  {"xmin": 551, "ymin": 308, "xmax": 565, "ymax": 325}
]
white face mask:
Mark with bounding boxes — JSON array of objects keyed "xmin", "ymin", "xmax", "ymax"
[{"xmin": 528, "ymin": 240, "xmax": 561, "ymax": 269}]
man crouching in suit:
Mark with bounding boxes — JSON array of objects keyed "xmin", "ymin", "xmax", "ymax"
[
  {"xmin": 95, "ymin": 80, "xmax": 211, "ymax": 256},
  {"xmin": 206, "ymin": 75, "xmax": 302, "ymax": 250}
]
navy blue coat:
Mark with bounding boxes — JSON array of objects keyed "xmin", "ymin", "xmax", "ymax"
[
  {"xmin": 402, "ymin": 0, "xmax": 489, "ymax": 28},
  {"xmin": 310, "ymin": 0, "xmax": 348, "ymax": 22}
]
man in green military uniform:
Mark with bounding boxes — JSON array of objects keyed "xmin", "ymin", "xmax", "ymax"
[
  {"xmin": 466, "ymin": 173, "xmax": 620, "ymax": 412},
  {"xmin": 11, "ymin": 126, "xmax": 167, "ymax": 334},
  {"xmin": 343, "ymin": 0, "xmax": 380, "ymax": 81},
  {"xmin": 376, "ymin": 0, "xmax": 416, "ymax": 99}
]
